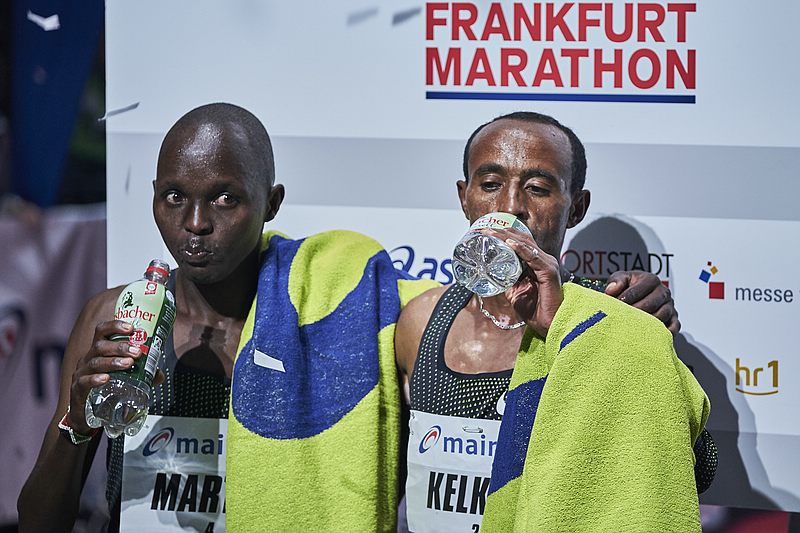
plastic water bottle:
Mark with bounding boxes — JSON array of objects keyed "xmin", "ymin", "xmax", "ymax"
[
  {"xmin": 85, "ymin": 259, "xmax": 176, "ymax": 438},
  {"xmin": 452, "ymin": 212, "xmax": 533, "ymax": 297}
]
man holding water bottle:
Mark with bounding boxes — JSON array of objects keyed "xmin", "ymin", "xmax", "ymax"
[{"xmin": 396, "ymin": 111, "xmax": 713, "ymax": 532}]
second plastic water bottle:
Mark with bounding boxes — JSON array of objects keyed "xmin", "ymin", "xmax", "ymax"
[{"xmin": 85, "ymin": 259, "xmax": 176, "ymax": 438}]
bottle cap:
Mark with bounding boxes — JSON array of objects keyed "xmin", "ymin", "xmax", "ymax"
[
  {"xmin": 468, "ymin": 212, "xmax": 533, "ymax": 237},
  {"xmin": 145, "ymin": 259, "xmax": 170, "ymax": 279}
]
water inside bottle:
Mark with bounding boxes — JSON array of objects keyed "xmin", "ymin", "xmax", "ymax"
[
  {"xmin": 85, "ymin": 378, "xmax": 150, "ymax": 438},
  {"xmin": 453, "ymin": 233, "xmax": 523, "ymax": 297}
]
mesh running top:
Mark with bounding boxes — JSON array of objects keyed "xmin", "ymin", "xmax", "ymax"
[{"xmin": 409, "ymin": 283, "xmax": 511, "ymax": 421}]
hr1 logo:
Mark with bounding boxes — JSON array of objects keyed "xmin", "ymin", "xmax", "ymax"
[{"xmin": 735, "ymin": 358, "xmax": 779, "ymax": 396}]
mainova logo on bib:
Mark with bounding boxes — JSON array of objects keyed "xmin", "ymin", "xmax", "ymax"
[
  {"xmin": 142, "ymin": 426, "xmax": 226, "ymax": 457},
  {"xmin": 419, "ymin": 426, "xmax": 442, "ymax": 453},
  {"xmin": 143, "ymin": 428, "xmax": 174, "ymax": 456},
  {"xmin": 419, "ymin": 425, "xmax": 498, "ymax": 457}
]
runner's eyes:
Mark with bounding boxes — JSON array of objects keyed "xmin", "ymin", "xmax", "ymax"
[
  {"xmin": 213, "ymin": 193, "xmax": 239, "ymax": 207},
  {"xmin": 164, "ymin": 191, "xmax": 184, "ymax": 204}
]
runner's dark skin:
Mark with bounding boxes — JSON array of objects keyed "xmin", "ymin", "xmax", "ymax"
[{"xmin": 18, "ymin": 104, "xmax": 284, "ymax": 532}]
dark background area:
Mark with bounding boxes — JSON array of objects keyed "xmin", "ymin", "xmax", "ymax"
[
  {"xmin": 1, "ymin": 2, "xmax": 106, "ymax": 207},
  {"xmin": 1, "ymin": 2, "xmax": 11, "ymax": 196},
  {"xmin": 57, "ymin": 43, "xmax": 105, "ymax": 205}
]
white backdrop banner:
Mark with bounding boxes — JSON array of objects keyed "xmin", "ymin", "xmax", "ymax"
[{"xmin": 106, "ymin": 0, "xmax": 800, "ymax": 512}]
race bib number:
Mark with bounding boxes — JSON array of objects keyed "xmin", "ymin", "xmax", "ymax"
[
  {"xmin": 406, "ymin": 411, "xmax": 500, "ymax": 533},
  {"xmin": 121, "ymin": 415, "xmax": 226, "ymax": 532}
]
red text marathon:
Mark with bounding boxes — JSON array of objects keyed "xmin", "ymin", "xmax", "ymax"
[{"xmin": 426, "ymin": 2, "xmax": 696, "ymax": 90}]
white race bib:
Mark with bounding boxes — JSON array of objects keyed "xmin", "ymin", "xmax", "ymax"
[
  {"xmin": 406, "ymin": 411, "xmax": 500, "ymax": 533},
  {"xmin": 121, "ymin": 415, "xmax": 226, "ymax": 532}
]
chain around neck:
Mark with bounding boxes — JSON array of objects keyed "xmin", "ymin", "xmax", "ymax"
[{"xmin": 477, "ymin": 296, "xmax": 526, "ymax": 330}]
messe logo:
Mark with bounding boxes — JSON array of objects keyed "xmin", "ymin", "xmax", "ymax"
[
  {"xmin": 699, "ymin": 261, "xmax": 795, "ymax": 303},
  {"xmin": 698, "ymin": 261, "xmax": 724, "ymax": 299},
  {"xmin": 735, "ymin": 358, "xmax": 779, "ymax": 396}
]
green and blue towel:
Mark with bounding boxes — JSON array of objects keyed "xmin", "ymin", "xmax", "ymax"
[
  {"xmin": 227, "ymin": 230, "xmax": 436, "ymax": 532},
  {"xmin": 483, "ymin": 283, "xmax": 710, "ymax": 532}
]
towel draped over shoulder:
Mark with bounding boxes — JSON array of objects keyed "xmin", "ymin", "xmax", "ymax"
[
  {"xmin": 227, "ymin": 230, "xmax": 437, "ymax": 532},
  {"xmin": 483, "ymin": 283, "xmax": 709, "ymax": 533}
]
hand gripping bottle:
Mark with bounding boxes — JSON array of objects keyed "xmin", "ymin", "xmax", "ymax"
[
  {"xmin": 452, "ymin": 212, "xmax": 533, "ymax": 297},
  {"xmin": 85, "ymin": 259, "xmax": 176, "ymax": 438}
]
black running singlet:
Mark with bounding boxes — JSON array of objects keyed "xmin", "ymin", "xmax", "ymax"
[
  {"xmin": 105, "ymin": 273, "xmax": 231, "ymax": 532},
  {"xmin": 409, "ymin": 284, "xmax": 510, "ymax": 421}
]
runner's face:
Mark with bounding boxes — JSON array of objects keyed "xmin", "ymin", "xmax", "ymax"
[
  {"xmin": 153, "ymin": 125, "xmax": 271, "ymax": 285},
  {"xmin": 458, "ymin": 119, "xmax": 578, "ymax": 257}
]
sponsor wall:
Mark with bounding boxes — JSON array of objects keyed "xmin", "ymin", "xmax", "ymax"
[{"xmin": 106, "ymin": 0, "xmax": 800, "ymax": 514}]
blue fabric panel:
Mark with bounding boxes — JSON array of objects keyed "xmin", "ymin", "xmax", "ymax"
[
  {"xmin": 12, "ymin": 0, "xmax": 103, "ymax": 206},
  {"xmin": 231, "ymin": 235, "xmax": 402, "ymax": 439},
  {"xmin": 488, "ymin": 377, "xmax": 547, "ymax": 495}
]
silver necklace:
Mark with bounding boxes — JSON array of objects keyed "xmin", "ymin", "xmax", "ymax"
[{"xmin": 477, "ymin": 296, "xmax": 526, "ymax": 330}]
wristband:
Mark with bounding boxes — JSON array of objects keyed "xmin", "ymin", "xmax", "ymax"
[{"xmin": 57, "ymin": 406, "xmax": 99, "ymax": 445}]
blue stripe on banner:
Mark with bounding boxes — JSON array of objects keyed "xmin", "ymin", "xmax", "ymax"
[
  {"xmin": 426, "ymin": 91, "xmax": 696, "ymax": 104},
  {"xmin": 559, "ymin": 311, "xmax": 607, "ymax": 352}
]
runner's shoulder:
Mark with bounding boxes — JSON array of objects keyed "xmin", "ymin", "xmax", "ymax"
[
  {"xmin": 76, "ymin": 285, "xmax": 127, "ymax": 330},
  {"xmin": 401, "ymin": 285, "xmax": 449, "ymax": 322}
]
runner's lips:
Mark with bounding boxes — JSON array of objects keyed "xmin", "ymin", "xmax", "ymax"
[{"xmin": 181, "ymin": 247, "xmax": 212, "ymax": 264}]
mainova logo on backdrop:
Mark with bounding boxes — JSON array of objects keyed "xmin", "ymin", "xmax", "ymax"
[
  {"xmin": 698, "ymin": 261, "xmax": 795, "ymax": 303},
  {"xmin": 425, "ymin": 2, "xmax": 697, "ymax": 103}
]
